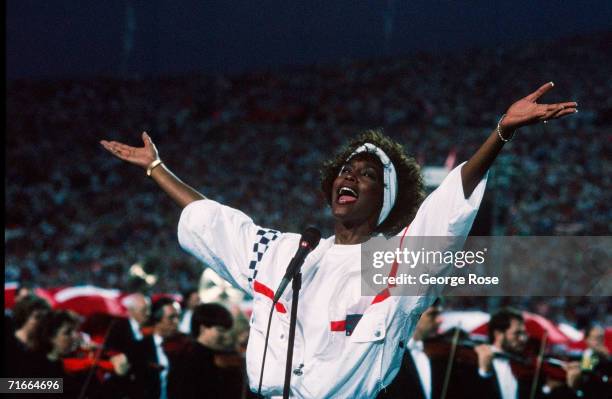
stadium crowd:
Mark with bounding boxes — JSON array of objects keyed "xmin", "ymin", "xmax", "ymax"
[{"xmin": 5, "ymin": 29, "xmax": 611, "ymax": 380}]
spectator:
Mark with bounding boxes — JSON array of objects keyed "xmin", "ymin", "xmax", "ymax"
[
  {"xmin": 28, "ymin": 310, "xmax": 81, "ymax": 397},
  {"xmin": 576, "ymin": 324, "xmax": 611, "ymax": 398},
  {"xmin": 131, "ymin": 297, "xmax": 180, "ymax": 399},
  {"xmin": 4, "ymin": 295, "xmax": 51, "ymax": 377},
  {"xmin": 171, "ymin": 303, "xmax": 237, "ymax": 398},
  {"xmin": 178, "ymin": 288, "xmax": 200, "ymax": 335},
  {"xmin": 108, "ymin": 293, "xmax": 151, "ymax": 353},
  {"xmin": 15, "ymin": 281, "xmax": 36, "ymax": 303},
  {"xmin": 105, "ymin": 292, "xmax": 152, "ymax": 399}
]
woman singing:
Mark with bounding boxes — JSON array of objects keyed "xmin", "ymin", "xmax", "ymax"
[{"xmin": 101, "ymin": 82, "xmax": 576, "ymax": 398}]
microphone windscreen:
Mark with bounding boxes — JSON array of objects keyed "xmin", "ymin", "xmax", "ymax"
[{"xmin": 301, "ymin": 227, "xmax": 321, "ymax": 249}]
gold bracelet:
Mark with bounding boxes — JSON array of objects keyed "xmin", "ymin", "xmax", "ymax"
[
  {"xmin": 496, "ymin": 114, "xmax": 515, "ymax": 142},
  {"xmin": 146, "ymin": 159, "xmax": 163, "ymax": 177}
]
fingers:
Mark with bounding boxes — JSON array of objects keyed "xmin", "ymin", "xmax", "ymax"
[
  {"xmin": 101, "ymin": 140, "xmax": 131, "ymax": 152},
  {"xmin": 551, "ymin": 107, "xmax": 578, "ymax": 119},
  {"xmin": 141, "ymin": 131, "xmax": 152, "ymax": 148},
  {"xmin": 542, "ymin": 101, "xmax": 578, "ymax": 121},
  {"xmin": 527, "ymin": 81, "xmax": 555, "ymax": 101},
  {"xmin": 558, "ymin": 101, "xmax": 578, "ymax": 109},
  {"xmin": 100, "ymin": 140, "xmax": 134, "ymax": 159}
]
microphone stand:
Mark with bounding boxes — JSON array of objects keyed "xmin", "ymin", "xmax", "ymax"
[{"xmin": 282, "ymin": 271, "xmax": 302, "ymax": 399}]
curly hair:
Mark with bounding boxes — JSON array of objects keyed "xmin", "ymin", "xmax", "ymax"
[{"xmin": 320, "ymin": 129, "xmax": 425, "ymax": 236}]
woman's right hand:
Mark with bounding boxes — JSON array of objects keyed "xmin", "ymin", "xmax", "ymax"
[
  {"xmin": 100, "ymin": 131, "xmax": 159, "ymax": 169},
  {"xmin": 102, "ymin": 131, "xmax": 205, "ymax": 207}
]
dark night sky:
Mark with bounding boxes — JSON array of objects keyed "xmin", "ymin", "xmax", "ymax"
[{"xmin": 6, "ymin": 0, "xmax": 612, "ymax": 80}]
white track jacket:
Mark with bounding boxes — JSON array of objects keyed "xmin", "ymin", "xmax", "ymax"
[{"xmin": 178, "ymin": 162, "xmax": 488, "ymax": 398}]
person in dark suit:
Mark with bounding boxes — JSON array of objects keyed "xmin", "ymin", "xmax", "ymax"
[
  {"xmin": 170, "ymin": 302, "xmax": 239, "ymax": 398},
  {"xmin": 27, "ymin": 310, "xmax": 82, "ymax": 398},
  {"xmin": 472, "ymin": 308, "xmax": 555, "ymax": 399},
  {"xmin": 3, "ymin": 295, "xmax": 51, "ymax": 378},
  {"xmin": 104, "ymin": 292, "xmax": 151, "ymax": 398},
  {"xmin": 4, "ymin": 283, "xmax": 36, "ymax": 348},
  {"xmin": 131, "ymin": 297, "xmax": 181, "ymax": 399},
  {"xmin": 569, "ymin": 324, "xmax": 611, "ymax": 399},
  {"xmin": 178, "ymin": 288, "xmax": 201, "ymax": 335},
  {"xmin": 378, "ymin": 299, "xmax": 451, "ymax": 399},
  {"xmin": 107, "ymin": 293, "xmax": 151, "ymax": 354}
]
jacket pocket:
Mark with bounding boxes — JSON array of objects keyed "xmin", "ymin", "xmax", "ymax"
[{"xmin": 349, "ymin": 310, "xmax": 387, "ymax": 343}]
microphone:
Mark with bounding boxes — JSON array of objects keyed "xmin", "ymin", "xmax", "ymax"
[{"xmin": 272, "ymin": 227, "xmax": 321, "ymax": 303}]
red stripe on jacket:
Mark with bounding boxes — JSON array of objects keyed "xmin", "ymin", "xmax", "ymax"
[
  {"xmin": 371, "ymin": 225, "xmax": 410, "ymax": 304},
  {"xmin": 253, "ymin": 280, "xmax": 287, "ymax": 313},
  {"xmin": 330, "ymin": 225, "xmax": 411, "ymax": 330}
]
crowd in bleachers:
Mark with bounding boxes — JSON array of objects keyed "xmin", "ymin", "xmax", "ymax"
[{"xmin": 5, "ymin": 33, "xmax": 611, "ymax": 311}]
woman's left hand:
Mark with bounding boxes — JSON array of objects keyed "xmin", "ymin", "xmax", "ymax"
[{"xmin": 500, "ymin": 82, "xmax": 578, "ymax": 133}]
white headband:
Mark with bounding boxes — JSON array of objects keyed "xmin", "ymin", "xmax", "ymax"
[{"xmin": 346, "ymin": 143, "xmax": 398, "ymax": 226}]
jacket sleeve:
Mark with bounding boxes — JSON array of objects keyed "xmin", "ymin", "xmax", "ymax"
[
  {"xmin": 406, "ymin": 161, "xmax": 488, "ymax": 237},
  {"xmin": 396, "ymin": 162, "xmax": 489, "ymax": 308},
  {"xmin": 177, "ymin": 199, "xmax": 281, "ymax": 295}
]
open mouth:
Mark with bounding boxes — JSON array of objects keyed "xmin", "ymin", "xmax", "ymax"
[{"xmin": 337, "ymin": 186, "xmax": 358, "ymax": 204}]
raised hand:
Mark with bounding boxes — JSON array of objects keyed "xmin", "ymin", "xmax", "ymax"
[
  {"xmin": 100, "ymin": 132, "xmax": 159, "ymax": 169},
  {"xmin": 501, "ymin": 82, "xmax": 578, "ymax": 132},
  {"xmin": 100, "ymin": 131, "xmax": 204, "ymax": 206}
]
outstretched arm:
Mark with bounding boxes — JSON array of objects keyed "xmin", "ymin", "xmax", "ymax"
[
  {"xmin": 102, "ymin": 131, "xmax": 280, "ymax": 295},
  {"xmin": 461, "ymin": 82, "xmax": 578, "ymax": 198},
  {"xmin": 100, "ymin": 132, "xmax": 205, "ymax": 208}
]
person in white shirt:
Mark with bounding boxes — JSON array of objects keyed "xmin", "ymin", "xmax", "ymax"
[
  {"xmin": 178, "ymin": 288, "xmax": 201, "ymax": 334},
  {"xmin": 105, "ymin": 293, "xmax": 151, "ymax": 398},
  {"xmin": 474, "ymin": 308, "xmax": 529, "ymax": 399},
  {"xmin": 101, "ymin": 82, "xmax": 577, "ymax": 398},
  {"xmin": 125, "ymin": 292, "xmax": 152, "ymax": 341},
  {"xmin": 133, "ymin": 297, "xmax": 181, "ymax": 399}
]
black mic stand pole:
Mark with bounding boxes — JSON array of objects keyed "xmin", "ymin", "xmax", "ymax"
[{"xmin": 282, "ymin": 271, "xmax": 302, "ymax": 399}]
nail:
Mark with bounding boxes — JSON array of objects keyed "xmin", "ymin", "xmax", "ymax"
[
  {"xmin": 575, "ymin": 109, "xmax": 578, "ymax": 113},
  {"xmin": 550, "ymin": 81, "xmax": 554, "ymax": 87}
]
